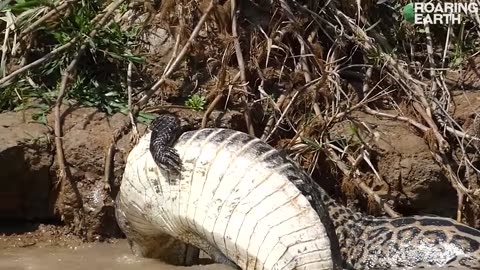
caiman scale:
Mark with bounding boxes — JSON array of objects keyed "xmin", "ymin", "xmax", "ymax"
[{"xmin": 116, "ymin": 114, "xmax": 480, "ymax": 269}]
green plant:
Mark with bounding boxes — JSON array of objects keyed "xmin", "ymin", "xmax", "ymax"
[
  {"xmin": 137, "ymin": 112, "xmax": 159, "ymax": 124},
  {"xmin": 0, "ymin": 0, "xmax": 144, "ymax": 116},
  {"xmin": 185, "ymin": 94, "xmax": 206, "ymax": 111},
  {"xmin": 302, "ymin": 137, "xmax": 323, "ymax": 151},
  {"xmin": 403, "ymin": 3, "xmax": 414, "ymax": 23}
]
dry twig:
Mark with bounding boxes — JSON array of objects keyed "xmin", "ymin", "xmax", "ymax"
[
  {"xmin": 137, "ymin": 0, "xmax": 216, "ymax": 107},
  {"xmin": 0, "ymin": 36, "xmax": 81, "ymax": 87},
  {"xmin": 335, "ymin": 11, "xmax": 450, "ymax": 154},
  {"xmin": 325, "ymin": 144, "xmax": 400, "ymax": 218},
  {"xmin": 18, "ymin": 1, "xmax": 72, "ymax": 40},
  {"xmin": 231, "ymin": 0, "xmax": 255, "ymax": 136},
  {"xmin": 127, "ymin": 61, "xmax": 139, "ymax": 142},
  {"xmin": 53, "ymin": 0, "xmax": 126, "ymax": 214}
]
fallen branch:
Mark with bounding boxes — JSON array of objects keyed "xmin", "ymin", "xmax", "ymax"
[
  {"xmin": 231, "ymin": 0, "xmax": 255, "ymax": 136},
  {"xmin": 127, "ymin": 61, "xmax": 139, "ymax": 143},
  {"xmin": 136, "ymin": 0, "xmax": 216, "ymax": 107},
  {"xmin": 325, "ymin": 144, "xmax": 400, "ymax": 218},
  {"xmin": 202, "ymin": 66, "xmax": 228, "ymax": 128},
  {"xmin": 53, "ymin": 0, "xmax": 126, "ymax": 216},
  {"xmin": 363, "ymin": 106, "xmax": 480, "ymax": 142},
  {"xmin": 335, "ymin": 10, "xmax": 450, "ymax": 154},
  {"xmin": 18, "ymin": 1, "xmax": 72, "ymax": 40},
  {"xmin": 103, "ymin": 141, "xmax": 115, "ymax": 192},
  {"xmin": 264, "ymin": 90, "xmax": 300, "ymax": 142},
  {"xmin": 0, "ymin": 36, "xmax": 81, "ymax": 87}
]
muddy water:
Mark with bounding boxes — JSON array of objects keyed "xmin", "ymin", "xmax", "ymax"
[
  {"xmin": 0, "ymin": 240, "xmax": 232, "ymax": 270},
  {"xmin": 0, "ymin": 240, "xmax": 470, "ymax": 270}
]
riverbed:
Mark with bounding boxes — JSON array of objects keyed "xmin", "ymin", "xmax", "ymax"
[{"xmin": 0, "ymin": 239, "xmax": 232, "ymax": 270}]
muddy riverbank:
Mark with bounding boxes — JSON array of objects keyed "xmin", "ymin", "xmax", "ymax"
[{"xmin": 0, "ymin": 238, "xmax": 232, "ymax": 270}]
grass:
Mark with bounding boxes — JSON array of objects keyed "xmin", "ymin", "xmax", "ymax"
[
  {"xmin": 185, "ymin": 94, "xmax": 206, "ymax": 111},
  {"xmin": 0, "ymin": 0, "xmax": 143, "ymax": 120}
]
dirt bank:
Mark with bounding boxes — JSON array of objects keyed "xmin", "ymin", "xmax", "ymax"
[{"xmin": 1, "ymin": 87, "xmax": 479, "ymax": 244}]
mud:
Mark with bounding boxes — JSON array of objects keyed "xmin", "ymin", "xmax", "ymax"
[
  {"xmin": 0, "ymin": 239, "xmax": 232, "ymax": 270},
  {"xmin": 0, "ymin": 96, "xmax": 478, "ymax": 233},
  {"xmin": 0, "ymin": 109, "xmax": 53, "ymax": 220},
  {"xmin": 0, "ymin": 106, "xmax": 246, "ymax": 241},
  {"xmin": 339, "ymin": 110, "xmax": 458, "ymax": 216}
]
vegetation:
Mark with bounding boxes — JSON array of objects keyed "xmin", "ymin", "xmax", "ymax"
[
  {"xmin": 1, "ymin": 0, "xmax": 142, "ymax": 116},
  {"xmin": 185, "ymin": 94, "xmax": 206, "ymax": 111}
]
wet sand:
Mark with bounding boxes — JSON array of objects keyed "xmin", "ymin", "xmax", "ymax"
[
  {"xmin": 0, "ymin": 239, "xmax": 232, "ymax": 270},
  {"xmin": 0, "ymin": 238, "xmax": 468, "ymax": 270}
]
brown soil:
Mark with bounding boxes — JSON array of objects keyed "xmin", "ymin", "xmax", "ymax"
[
  {"xmin": 0, "ymin": 109, "xmax": 52, "ymax": 221},
  {"xmin": 0, "ymin": 105, "xmax": 246, "ymax": 244},
  {"xmin": 1, "ymin": 88, "xmax": 478, "ymax": 243},
  {"xmin": 333, "ymin": 109, "xmax": 458, "ymax": 216},
  {"xmin": 0, "ymin": 224, "xmax": 83, "ymax": 249}
]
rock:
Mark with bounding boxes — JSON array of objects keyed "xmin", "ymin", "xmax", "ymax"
[
  {"xmin": 0, "ymin": 109, "xmax": 53, "ymax": 220},
  {"xmin": 0, "ymin": 106, "xmax": 144, "ymax": 239}
]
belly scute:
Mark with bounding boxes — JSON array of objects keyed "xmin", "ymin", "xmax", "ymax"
[
  {"xmin": 118, "ymin": 127, "xmax": 341, "ymax": 270},
  {"xmin": 117, "ymin": 115, "xmax": 480, "ymax": 270}
]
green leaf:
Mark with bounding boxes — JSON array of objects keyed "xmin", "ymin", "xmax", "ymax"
[
  {"xmin": 137, "ymin": 112, "xmax": 159, "ymax": 123},
  {"xmin": 31, "ymin": 103, "xmax": 50, "ymax": 110},
  {"xmin": 123, "ymin": 54, "xmax": 144, "ymax": 64},
  {"xmin": 185, "ymin": 94, "xmax": 206, "ymax": 111},
  {"xmin": 453, "ymin": 56, "xmax": 464, "ymax": 67},
  {"xmin": 32, "ymin": 112, "xmax": 48, "ymax": 125},
  {"xmin": 10, "ymin": 0, "xmax": 47, "ymax": 12},
  {"xmin": 403, "ymin": 3, "xmax": 415, "ymax": 23},
  {"xmin": 104, "ymin": 91, "xmax": 120, "ymax": 97},
  {"xmin": 302, "ymin": 137, "xmax": 323, "ymax": 151}
]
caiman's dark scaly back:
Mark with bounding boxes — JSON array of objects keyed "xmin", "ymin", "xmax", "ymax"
[
  {"xmin": 313, "ymin": 184, "xmax": 480, "ymax": 269},
  {"xmin": 149, "ymin": 114, "xmax": 183, "ymax": 173}
]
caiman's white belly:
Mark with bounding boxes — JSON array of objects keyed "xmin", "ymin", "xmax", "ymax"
[{"xmin": 119, "ymin": 128, "xmax": 335, "ymax": 270}]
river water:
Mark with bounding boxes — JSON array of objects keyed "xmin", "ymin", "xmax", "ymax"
[
  {"xmin": 0, "ymin": 239, "xmax": 466, "ymax": 270},
  {"xmin": 0, "ymin": 239, "xmax": 232, "ymax": 270}
]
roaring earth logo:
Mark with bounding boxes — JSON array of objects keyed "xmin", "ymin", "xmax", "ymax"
[{"xmin": 406, "ymin": 1, "xmax": 479, "ymax": 24}]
